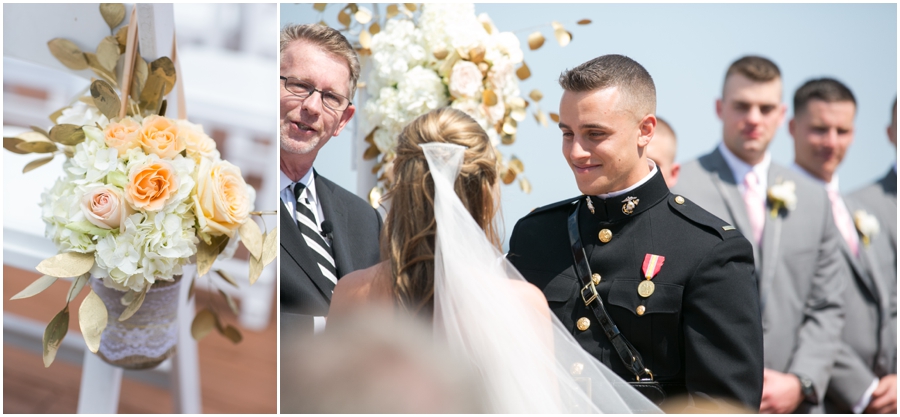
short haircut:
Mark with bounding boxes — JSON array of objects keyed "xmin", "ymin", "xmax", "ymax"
[
  {"xmin": 558, "ymin": 54, "xmax": 656, "ymax": 118},
  {"xmin": 793, "ymin": 78, "xmax": 856, "ymax": 116},
  {"xmin": 723, "ymin": 56, "xmax": 781, "ymax": 96},
  {"xmin": 281, "ymin": 23, "xmax": 361, "ymax": 98},
  {"xmin": 656, "ymin": 116, "xmax": 676, "ymax": 143}
]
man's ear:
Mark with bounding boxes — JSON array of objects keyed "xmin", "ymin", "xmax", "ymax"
[
  {"xmin": 638, "ymin": 114, "xmax": 656, "ymax": 148},
  {"xmin": 669, "ymin": 162, "xmax": 681, "ymax": 187},
  {"xmin": 715, "ymin": 99, "xmax": 723, "ymax": 120},
  {"xmin": 333, "ymin": 104, "xmax": 356, "ymax": 137}
]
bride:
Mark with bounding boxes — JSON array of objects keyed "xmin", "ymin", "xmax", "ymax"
[{"xmin": 330, "ymin": 108, "xmax": 660, "ymax": 413}]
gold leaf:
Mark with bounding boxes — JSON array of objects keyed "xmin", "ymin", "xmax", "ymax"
[
  {"xmin": 248, "ymin": 255, "xmax": 264, "ymax": 287},
  {"xmin": 49, "ymin": 124, "xmax": 86, "ymax": 146},
  {"xmin": 386, "ymin": 4, "xmax": 399, "ymax": 18},
  {"xmin": 508, "ymin": 96, "xmax": 527, "ymax": 109},
  {"xmin": 96, "ymin": 36, "xmax": 120, "ymax": 72},
  {"xmin": 404, "ymin": 3, "xmax": 417, "ymax": 12},
  {"xmin": 348, "ymin": 4, "xmax": 359, "ymax": 13},
  {"xmin": 90, "ymin": 80, "xmax": 121, "ymax": 120},
  {"xmin": 554, "ymin": 27, "xmax": 572, "ymax": 47},
  {"xmin": 16, "ymin": 133, "xmax": 57, "ymax": 153},
  {"xmin": 577, "ymin": 19, "xmax": 592, "ymax": 25},
  {"xmin": 115, "ymin": 25, "xmax": 129, "ymax": 51},
  {"xmin": 516, "ymin": 62, "xmax": 531, "ymax": 80},
  {"xmin": 550, "ymin": 112, "xmax": 560, "ymax": 123},
  {"xmin": 191, "ymin": 309, "xmax": 217, "ymax": 341},
  {"xmin": 188, "ymin": 276, "xmax": 196, "ymax": 300},
  {"xmin": 99, "ymin": 3, "xmax": 126, "ymax": 30},
  {"xmin": 139, "ymin": 74, "xmax": 166, "ymax": 116},
  {"xmin": 535, "ymin": 109, "xmax": 549, "ymax": 127},
  {"xmin": 370, "ymin": 21, "xmax": 381, "ymax": 35},
  {"xmin": 79, "ymin": 289, "xmax": 108, "ymax": 353},
  {"xmin": 313, "ymin": 3, "xmax": 327, "ymax": 12},
  {"xmin": 118, "ymin": 284, "xmax": 148, "ymax": 321},
  {"xmin": 364, "ymin": 128, "xmax": 377, "ymax": 144},
  {"xmin": 510, "ymin": 108, "xmax": 527, "ymax": 122},
  {"xmin": 120, "ymin": 290, "xmax": 136, "ymax": 306},
  {"xmin": 501, "ymin": 168, "xmax": 516, "ymax": 185},
  {"xmin": 359, "ymin": 29, "xmax": 372, "ymax": 49},
  {"xmin": 10, "ymin": 275, "xmax": 57, "ymax": 300},
  {"xmin": 501, "ymin": 134, "xmax": 516, "ymax": 145},
  {"xmin": 551, "ymin": 21, "xmax": 564, "ymax": 31},
  {"xmin": 261, "ymin": 228, "xmax": 278, "ymax": 269},
  {"xmin": 84, "ymin": 52, "xmax": 117, "ymax": 86},
  {"xmin": 43, "ymin": 306, "xmax": 69, "ymax": 367},
  {"xmin": 4, "ymin": 137, "xmax": 30, "ymax": 154},
  {"xmin": 197, "ymin": 234, "xmax": 229, "ymax": 277},
  {"xmin": 363, "ymin": 143, "xmax": 380, "ymax": 160},
  {"xmin": 317, "ymin": 20, "xmax": 327, "ymax": 27},
  {"xmin": 239, "ymin": 219, "xmax": 264, "ymax": 260},
  {"xmin": 503, "ymin": 119, "xmax": 518, "ymax": 135},
  {"xmin": 338, "ymin": 9, "xmax": 351, "ymax": 27},
  {"xmin": 216, "ymin": 269, "xmax": 239, "ymax": 288},
  {"xmin": 469, "ymin": 45, "xmax": 486, "ymax": 63},
  {"xmin": 66, "ymin": 273, "xmax": 89, "ymax": 303},
  {"xmin": 433, "ymin": 47, "xmax": 449, "ymax": 60},
  {"xmin": 218, "ymin": 289, "xmax": 240, "ymax": 315},
  {"xmin": 482, "ymin": 89, "xmax": 499, "ymax": 107},
  {"xmin": 30, "ymin": 125, "xmax": 51, "ymax": 138},
  {"xmin": 529, "ymin": 89, "xmax": 544, "ymax": 102},
  {"xmin": 149, "ymin": 57, "xmax": 177, "ymax": 96},
  {"xmin": 355, "ymin": 7, "xmax": 373, "ymax": 24},
  {"xmin": 508, "ymin": 157, "xmax": 524, "ymax": 174},
  {"xmin": 48, "ymin": 38, "xmax": 88, "ymax": 70},
  {"xmin": 49, "ymin": 106, "xmax": 67, "ymax": 124},
  {"xmin": 219, "ymin": 324, "xmax": 242, "ymax": 344},
  {"xmin": 368, "ymin": 186, "xmax": 383, "ymax": 209},
  {"xmin": 131, "ymin": 56, "xmax": 148, "ymax": 102},
  {"xmin": 519, "ymin": 177, "xmax": 533, "ymax": 194},
  {"xmin": 528, "ymin": 32, "xmax": 545, "ymax": 50},
  {"xmin": 36, "ymin": 252, "xmax": 95, "ymax": 278}
]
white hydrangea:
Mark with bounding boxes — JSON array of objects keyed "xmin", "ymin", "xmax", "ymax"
[
  {"xmin": 41, "ymin": 173, "xmax": 96, "ymax": 253},
  {"xmin": 366, "ymin": 66, "xmax": 448, "ymax": 153},
  {"xmin": 68, "ymin": 126, "xmax": 118, "ymax": 184},
  {"xmin": 420, "ymin": 3, "xmax": 487, "ymax": 59},
  {"xmin": 56, "ymin": 100, "xmax": 110, "ymax": 128},
  {"xmin": 368, "ymin": 19, "xmax": 427, "ymax": 92}
]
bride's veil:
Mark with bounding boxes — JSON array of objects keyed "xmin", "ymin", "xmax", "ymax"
[{"xmin": 423, "ymin": 143, "xmax": 661, "ymax": 413}]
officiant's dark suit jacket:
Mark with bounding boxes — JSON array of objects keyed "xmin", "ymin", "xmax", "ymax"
[
  {"xmin": 673, "ymin": 147, "xmax": 847, "ymax": 412},
  {"xmin": 280, "ymin": 171, "xmax": 382, "ymax": 318},
  {"xmin": 508, "ymin": 170, "xmax": 764, "ymax": 411}
]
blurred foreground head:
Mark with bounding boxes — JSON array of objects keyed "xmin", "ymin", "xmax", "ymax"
[{"xmin": 282, "ymin": 308, "xmax": 486, "ymax": 413}]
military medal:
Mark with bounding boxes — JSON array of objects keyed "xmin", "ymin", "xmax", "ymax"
[
  {"xmin": 585, "ymin": 195, "xmax": 595, "ymax": 214},
  {"xmin": 639, "ymin": 254, "xmax": 665, "ymax": 298}
]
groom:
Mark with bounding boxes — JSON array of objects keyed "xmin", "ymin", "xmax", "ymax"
[
  {"xmin": 507, "ymin": 54, "xmax": 764, "ymax": 411},
  {"xmin": 279, "ymin": 24, "xmax": 382, "ymax": 334}
]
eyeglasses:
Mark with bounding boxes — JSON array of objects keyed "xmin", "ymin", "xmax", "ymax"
[{"xmin": 280, "ymin": 76, "xmax": 352, "ymax": 111}]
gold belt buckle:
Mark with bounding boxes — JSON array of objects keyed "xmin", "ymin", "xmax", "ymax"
[
  {"xmin": 581, "ymin": 281, "xmax": 598, "ymax": 306},
  {"xmin": 635, "ymin": 368, "xmax": 655, "ymax": 382}
]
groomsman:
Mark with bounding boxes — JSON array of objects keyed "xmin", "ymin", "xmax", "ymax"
[
  {"xmin": 843, "ymin": 97, "xmax": 897, "ymax": 414},
  {"xmin": 508, "ymin": 54, "xmax": 763, "ymax": 411},
  {"xmin": 674, "ymin": 57, "xmax": 847, "ymax": 413},
  {"xmin": 645, "ymin": 116, "xmax": 680, "ymax": 187},
  {"xmin": 279, "ymin": 24, "xmax": 382, "ymax": 334}
]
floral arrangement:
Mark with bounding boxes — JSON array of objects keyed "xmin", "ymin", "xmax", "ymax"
[
  {"xmin": 311, "ymin": 3, "xmax": 591, "ymax": 206},
  {"xmin": 853, "ymin": 210, "xmax": 879, "ymax": 246},
  {"xmin": 4, "ymin": 4, "xmax": 276, "ymax": 367},
  {"xmin": 767, "ymin": 180, "xmax": 797, "ymax": 217}
]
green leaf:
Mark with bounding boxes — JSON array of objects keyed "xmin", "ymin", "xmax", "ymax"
[{"xmin": 65, "ymin": 220, "xmax": 113, "ymax": 237}]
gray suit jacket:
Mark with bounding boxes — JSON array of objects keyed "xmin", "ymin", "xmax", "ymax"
[{"xmin": 673, "ymin": 147, "xmax": 847, "ymax": 411}]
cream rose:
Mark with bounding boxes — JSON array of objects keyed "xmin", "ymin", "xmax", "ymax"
[
  {"xmin": 103, "ymin": 117, "xmax": 141, "ymax": 156},
  {"xmin": 140, "ymin": 115, "xmax": 185, "ymax": 159},
  {"xmin": 449, "ymin": 60, "xmax": 483, "ymax": 99},
  {"xmin": 193, "ymin": 157, "xmax": 251, "ymax": 237},
  {"xmin": 81, "ymin": 185, "xmax": 126, "ymax": 229},
  {"xmin": 126, "ymin": 160, "xmax": 179, "ymax": 211},
  {"xmin": 177, "ymin": 120, "xmax": 220, "ymax": 162}
]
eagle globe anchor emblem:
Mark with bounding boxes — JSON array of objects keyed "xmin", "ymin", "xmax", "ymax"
[{"xmin": 621, "ymin": 196, "xmax": 639, "ymax": 215}]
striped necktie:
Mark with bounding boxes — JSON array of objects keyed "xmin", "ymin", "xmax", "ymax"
[{"xmin": 293, "ymin": 183, "xmax": 338, "ymax": 287}]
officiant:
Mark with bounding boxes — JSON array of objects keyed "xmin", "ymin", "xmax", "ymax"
[
  {"xmin": 279, "ymin": 24, "xmax": 382, "ymax": 335},
  {"xmin": 507, "ymin": 54, "xmax": 764, "ymax": 411}
]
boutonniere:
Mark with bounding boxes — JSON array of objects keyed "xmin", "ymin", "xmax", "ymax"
[
  {"xmin": 767, "ymin": 180, "xmax": 797, "ymax": 218},
  {"xmin": 853, "ymin": 210, "xmax": 880, "ymax": 246}
]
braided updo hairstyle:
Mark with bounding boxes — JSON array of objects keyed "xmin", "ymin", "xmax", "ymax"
[{"xmin": 383, "ymin": 108, "xmax": 501, "ymax": 317}]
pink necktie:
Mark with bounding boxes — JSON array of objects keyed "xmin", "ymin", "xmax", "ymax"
[
  {"xmin": 827, "ymin": 188, "xmax": 859, "ymax": 257},
  {"xmin": 743, "ymin": 171, "xmax": 765, "ymax": 245}
]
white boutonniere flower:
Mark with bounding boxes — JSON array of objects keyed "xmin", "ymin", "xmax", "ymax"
[
  {"xmin": 767, "ymin": 180, "xmax": 797, "ymax": 218},
  {"xmin": 853, "ymin": 210, "xmax": 880, "ymax": 246}
]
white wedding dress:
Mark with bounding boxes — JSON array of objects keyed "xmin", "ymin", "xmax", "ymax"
[{"xmin": 423, "ymin": 143, "xmax": 661, "ymax": 413}]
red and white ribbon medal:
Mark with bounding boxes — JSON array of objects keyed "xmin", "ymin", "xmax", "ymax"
[{"xmin": 638, "ymin": 254, "xmax": 665, "ymax": 298}]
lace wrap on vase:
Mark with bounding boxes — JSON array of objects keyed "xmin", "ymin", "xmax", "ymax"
[{"xmin": 90, "ymin": 276, "xmax": 181, "ymax": 369}]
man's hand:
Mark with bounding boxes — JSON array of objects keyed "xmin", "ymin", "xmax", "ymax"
[
  {"xmin": 759, "ymin": 368, "xmax": 804, "ymax": 413},
  {"xmin": 865, "ymin": 374, "xmax": 897, "ymax": 414}
]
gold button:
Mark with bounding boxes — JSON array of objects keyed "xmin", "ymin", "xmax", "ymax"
[
  {"xmin": 591, "ymin": 273, "xmax": 601, "ymax": 285},
  {"xmin": 598, "ymin": 229, "xmax": 612, "ymax": 243},
  {"xmin": 675, "ymin": 195, "xmax": 685, "ymax": 205},
  {"xmin": 577, "ymin": 317, "xmax": 591, "ymax": 331},
  {"xmin": 570, "ymin": 362, "xmax": 585, "ymax": 376},
  {"xmin": 636, "ymin": 305, "xmax": 646, "ymax": 316}
]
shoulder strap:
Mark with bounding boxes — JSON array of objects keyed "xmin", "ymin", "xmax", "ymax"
[{"xmin": 567, "ymin": 199, "xmax": 654, "ymax": 381}]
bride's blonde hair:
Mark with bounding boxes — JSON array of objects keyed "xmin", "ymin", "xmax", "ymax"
[{"xmin": 383, "ymin": 108, "xmax": 501, "ymax": 316}]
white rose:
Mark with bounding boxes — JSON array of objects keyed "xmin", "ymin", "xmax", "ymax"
[
  {"xmin": 81, "ymin": 184, "xmax": 126, "ymax": 230},
  {"xmin": 449, "ymin": 61, "xmax": 483, "ymax": 99}
]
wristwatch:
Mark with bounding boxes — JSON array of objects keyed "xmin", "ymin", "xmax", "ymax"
[{"xmin": 793, "ymin": 373, "xmax": 818, "ymax": 405}]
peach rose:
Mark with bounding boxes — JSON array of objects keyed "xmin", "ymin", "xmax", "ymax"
[
  {"xmin": 126, "ymin": 160, "xmax": 179, "ymax": 211},
  {"xmin": 140, "ymin": 115, "xmax": 185, "ymax": 159},
  {"xmin": 103, "ymin": 118, "xmax": 141, "ymax": 156},
  {"xmin": 176, "ymin": 120, "xmax": 220, "ymax": 162},
  {"xmin": 193, "ymin": 157, "xmax": 251, "ymax": 237},
  {"xmin": 81, "ymin": 185, "xmax": 125, "ymax": 229}
]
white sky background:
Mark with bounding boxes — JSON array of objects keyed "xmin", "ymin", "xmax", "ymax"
[{"xmin": 281, "ymin": 3, "xmax": 897, "ymax": 248}]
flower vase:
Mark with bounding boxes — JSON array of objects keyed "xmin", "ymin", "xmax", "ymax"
[{"xmin": 89, "ymin": 276, "xmax": 181, "ymax": 369}]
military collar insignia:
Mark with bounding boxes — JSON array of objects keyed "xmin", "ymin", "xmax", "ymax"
[{"xmin": 621, "ymin": 196, "xmax": 639, "ymax": 215}]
